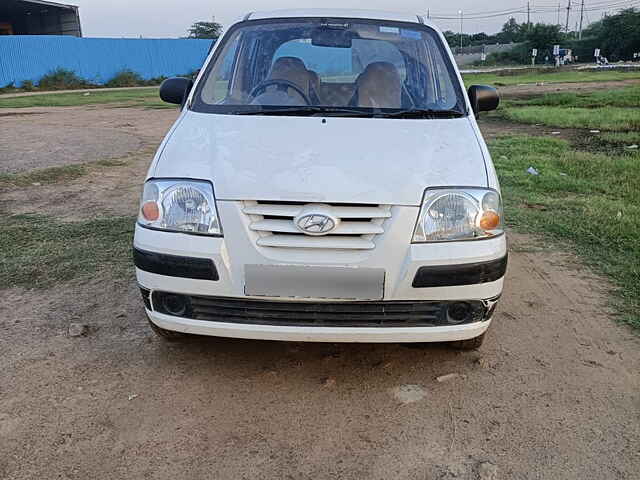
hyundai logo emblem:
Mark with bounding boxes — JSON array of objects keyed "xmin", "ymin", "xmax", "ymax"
[{"xmin": 294, "ymin": 210, "xmax": 339, "ymax": 236}]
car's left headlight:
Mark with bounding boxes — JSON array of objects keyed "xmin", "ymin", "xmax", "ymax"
[
  {"xmin": 412, "ymin": 188, "xmax": 503, "ymax": 243},
  {"xmin": 137, "ymin": 179, "xmax": 222, "ymax": 236}
]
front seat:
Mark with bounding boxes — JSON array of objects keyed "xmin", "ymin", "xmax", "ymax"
[
  {"xmin": 307, "ymin": 69, "xmax": 322, "ymax": 104},
  {"xmin": 264, "ymin": 56, "xmax": 313, "ymax": 104},
  {"xmin": 355, "ymin": 62, "xmax": 402, "ymax": 109}
]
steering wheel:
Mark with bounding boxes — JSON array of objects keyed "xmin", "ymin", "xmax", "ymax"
[{"xmin": 249, "ymin": 79, "xmax": 312, "ymax": 105}]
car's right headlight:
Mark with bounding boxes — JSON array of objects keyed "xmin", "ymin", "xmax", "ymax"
[
  {"xmin": 137, "ymin": 179, "xmax": 222, "ymax": 236},
  {"xmin": 412, "ymin": 188, "xmax": 503, "ymax": 242}
]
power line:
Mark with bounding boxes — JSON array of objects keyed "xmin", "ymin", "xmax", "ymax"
[
  {"xmin": 428, "ymin": 0, "xmax": 638, "ymax": 20},
  {"xmin": 426, "ymin": 0, "xmax": 639, "ymax": 31}
]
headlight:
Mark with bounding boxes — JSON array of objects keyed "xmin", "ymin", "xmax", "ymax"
[
  {"xmin": 412, "ymin": 188, "xmax": 503, "ymax": 242},
  {"xmin": 138, "ymin": 179, "xmax": 222, "ymax": 236}
]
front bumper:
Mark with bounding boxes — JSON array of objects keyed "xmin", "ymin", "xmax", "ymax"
[
  {"xmin": 146, "ymin": 309, "xmax": 493, "ymax": 343},
  {"xmin": 133, "ymin": 202, "xmax": 507, "ymax": 342}
]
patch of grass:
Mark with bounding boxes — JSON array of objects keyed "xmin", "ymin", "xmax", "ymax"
[
  {"xmin": 105, "ymin": 69, "xmax": 145, "ymax": 88},
  {"xmin": 491, "ymin": 135, "xmax": 640, "ymax": 328},
  {"xmin": 0, "ymin": 87, "xmax": 168, "ymax": 108},
  {"xmin": 600, "ymin": 132, "xmax": 640, "ymax": 146},
  {"xmin": 509, "ymin": 85, "xmax": 640, "ymax": 108},
  {"xmin": 0, "ymin": 157, "xmax": 131, "ymax": 188},
  {"xmin": 0, "ymin": 164, "xmax": 88, "ymax": 187},
  {"xmin": 0, "ymin": 214, "xmax": 135, "ymax": 289},
  {"xmin": 496, "ymin": 85, "xmax": 640, "ymax": 134},
  {"xmin": 572, "ymin": 131, "xmax": 640, "ymax": 155},
  {"xmin": 0, "ymin": 82, "xmax": 18, "ymax": 94},
  {"xmin": 463, "ymin": 68, "xmax": 640, "ymax": 87},
  {"xmin": 499, "ymin": 106, "xmax": 640, "ymax": 131},
  {"xmin": 38, "ymin": 68, "xmax": 94, "ymax": 90}
]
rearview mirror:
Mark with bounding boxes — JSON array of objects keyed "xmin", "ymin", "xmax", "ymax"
[
  {"xmin": 311, "ymin": 27, "xmax": 353, "ymax": 48},
  {"xmin": 160, "ymin": 77, "xmax": 194, "ymax": 106},
  {"xmin": 468, "ymin": 85, "xmax": 499, "ymax": 117}
]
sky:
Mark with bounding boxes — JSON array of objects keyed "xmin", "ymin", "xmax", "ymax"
[{"xmin": 70, "ymin": 0, "xmax": 620, "ymax": 38}]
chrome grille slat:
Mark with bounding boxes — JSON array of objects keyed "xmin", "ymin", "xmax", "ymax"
[
  {"xmin": 249, "ymin": 219, "xmax": 384, "ymax": 235},
  {"xmin": 257, "ymin": 234, "xmax": 375, "ymax": 250},
  {"xmin": 243, "ymin": 204, "xmax": 391, "ymax": 219},
  {"xmin": 244, "ymin": 201, "xmax": 391, "ymax": 250}
]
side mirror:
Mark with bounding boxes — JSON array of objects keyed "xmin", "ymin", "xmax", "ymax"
[
  {"xmin": 160, "ymin": 77, "xmax": 194, "ymax": 106},
  {"xmin": 468, "ymin": 85, "xmax": 499, "ymax": 117}
]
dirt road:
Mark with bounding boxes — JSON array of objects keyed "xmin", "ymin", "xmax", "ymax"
[{"xmin": 1, "ymin": 101, "xmax": 639, "ymax": 480}]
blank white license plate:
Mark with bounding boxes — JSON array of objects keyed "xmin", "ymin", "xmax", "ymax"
[{"xmin": 244, "ymin": 265, "xmax": 385, "ymax": 300}]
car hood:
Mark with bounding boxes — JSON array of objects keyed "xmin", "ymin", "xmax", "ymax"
[{"xmin": 154, "ymin": 111, "xmax": 488, "ymax": 206}]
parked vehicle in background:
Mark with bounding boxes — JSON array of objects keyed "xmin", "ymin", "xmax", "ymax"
[{"xmin": 134, "ymin": 9, "xmax": 505, "ymax": 349}]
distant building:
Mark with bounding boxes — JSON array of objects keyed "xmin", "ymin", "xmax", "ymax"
[{"xmin": 0, "ymin": 0, "xmax": 81, "ymax": 36}]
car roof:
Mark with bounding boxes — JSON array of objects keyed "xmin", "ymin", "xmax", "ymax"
[{"xmin": 246, "ymin": 8, "xmax": 431, "ymax": 26}]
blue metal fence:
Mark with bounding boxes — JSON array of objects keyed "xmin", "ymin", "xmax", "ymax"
[{"xmin": 0, "ymin": 36, "xmax": 214, "ymax": 87}]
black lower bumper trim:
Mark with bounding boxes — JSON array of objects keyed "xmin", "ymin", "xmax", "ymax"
[
  {"xmin": 139, "ymin": 287, "xmax": 152, "ymax": 310},
  {"xmin": 412, "ymin": 255, "xmax": 508, "ymax": 288},
  {"xmin": 133, "ymin": 248, "xmax": 219, "ymax": 281},
  {"xmin": 151, "ymin": 292, "xmax": 495, "ymax": 328}
]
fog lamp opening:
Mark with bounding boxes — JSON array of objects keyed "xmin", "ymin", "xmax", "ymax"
[
  {"xmin": 447, "ymin": 302, "xmax": 473, "ymax": 324},
  {"xmin": 161, "ymin": 294, "xmax": 189, "ymax": 317}
]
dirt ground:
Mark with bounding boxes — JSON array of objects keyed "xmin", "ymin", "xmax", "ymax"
[
  {"xmin": 1, "ymin": 92, "xmax": 639, "ymax": 480},
  {"xmin": 0, "ymin": 106, "xmax": 178, "ymax": 174}
]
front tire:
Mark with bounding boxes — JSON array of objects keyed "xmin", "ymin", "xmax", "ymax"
[{"xmin": 448, "ymin": 332, "xmax": 486, "ymax": 350}]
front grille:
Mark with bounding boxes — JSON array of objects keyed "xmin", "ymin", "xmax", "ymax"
[
  {"xmin": 151, "ymin": 292, "xmax": 488, "ymax": 328},
  {"xmin": 243, "ymin": 201, "xmax": 391, "ymax": 250}
]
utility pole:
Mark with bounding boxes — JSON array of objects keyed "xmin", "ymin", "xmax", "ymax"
[
  {"xmin": 579, "ymin": 0, "xmax": 585, "ymax": 39},
  {"xmin": 557, "ymin": 3, "xmax": 561, "ymax": 26},
  {"xmin": 459, "ymin": 10, "xmax": 463, "ymax": 52},
  {"xmin": 427, "ymin": 8, "xmax": 430, "ymax": 19},
  {"xmin": 527, "ymin": 2, "xmax": 531, "ymax": 27},
  {"xmin": 565, "ymin": 0, "xmax": 571, "ymax": 33}
]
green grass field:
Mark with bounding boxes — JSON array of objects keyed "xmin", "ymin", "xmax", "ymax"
[
  {"xmin": 0, "ymin": 87, "xmax": 171, "ymax": 109},
  {"xmin": 497, "ymin": 85, "xmax": 640, "ymax": 131},
  {"xmin": 506, "ymin": 85, "xmax": 640, "ymax": 108},
  {"xmin": 501, "ymin": 106, "xmax": 640, "ymax": 131},
  {"xmin": 490, "ymin": 83, "xmax": 640, "ymax": 328},
  {"xmin": 463, "ymin": 68, "xmax": 640, "ymax": 87},
  {"xmin": 492, "ymin": 136, "xmax": 640, "ymax": 328}
]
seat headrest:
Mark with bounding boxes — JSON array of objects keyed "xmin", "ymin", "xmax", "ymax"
[
  {"xmin": 268, "ymin": 56, "xmax": 311, "ymax": 95},
  {"xmin": 356, "ymin": 62, "xmax": 402, "ymax": 109}
]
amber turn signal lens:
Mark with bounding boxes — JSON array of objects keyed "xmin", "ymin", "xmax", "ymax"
[
  {"xmin": 479, "ymin": 210, "xmax": 500, "ymax": 230},
  {"xmin": 142, "ymin": 201, "xmax": 160, "ymax": 221}
]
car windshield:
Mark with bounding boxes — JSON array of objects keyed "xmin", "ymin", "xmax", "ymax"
[{"xmin": 193, "ymin": 18, "xmax": 466, "ymax": 118}]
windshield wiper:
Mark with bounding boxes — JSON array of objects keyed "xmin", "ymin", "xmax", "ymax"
[
  {"xmin": 231, "ymin": 107, "xmax": 465, "ymax": 119},
  {"xmin": 232, "ymin": 106, "xmax": 372, "ymax": 117},
  {"xmin": 375, "ymin": 109, "xmax": 466, "ymax": 119}
]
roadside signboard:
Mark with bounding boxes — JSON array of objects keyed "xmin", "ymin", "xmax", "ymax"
[
  {"xmin": 532, "ymin": 48, "xmax": 538, "ymax": 57},
  {"xmin": 594, "ymin": 48, "xmax": 601, "ymax": 57},
  {"xmin": 553, "ymin": 44, "xmax": 560, "ymax": 56}
]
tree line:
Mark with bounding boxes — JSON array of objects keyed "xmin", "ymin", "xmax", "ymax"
[{"xmin": 446, "ymin": 8, "xmax": 640, "ymax": 64}]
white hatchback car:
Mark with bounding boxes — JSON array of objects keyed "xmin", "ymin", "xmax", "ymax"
[{"xmin": 134, "ymin": 9, "xmax": 507, "ymax": 349}]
